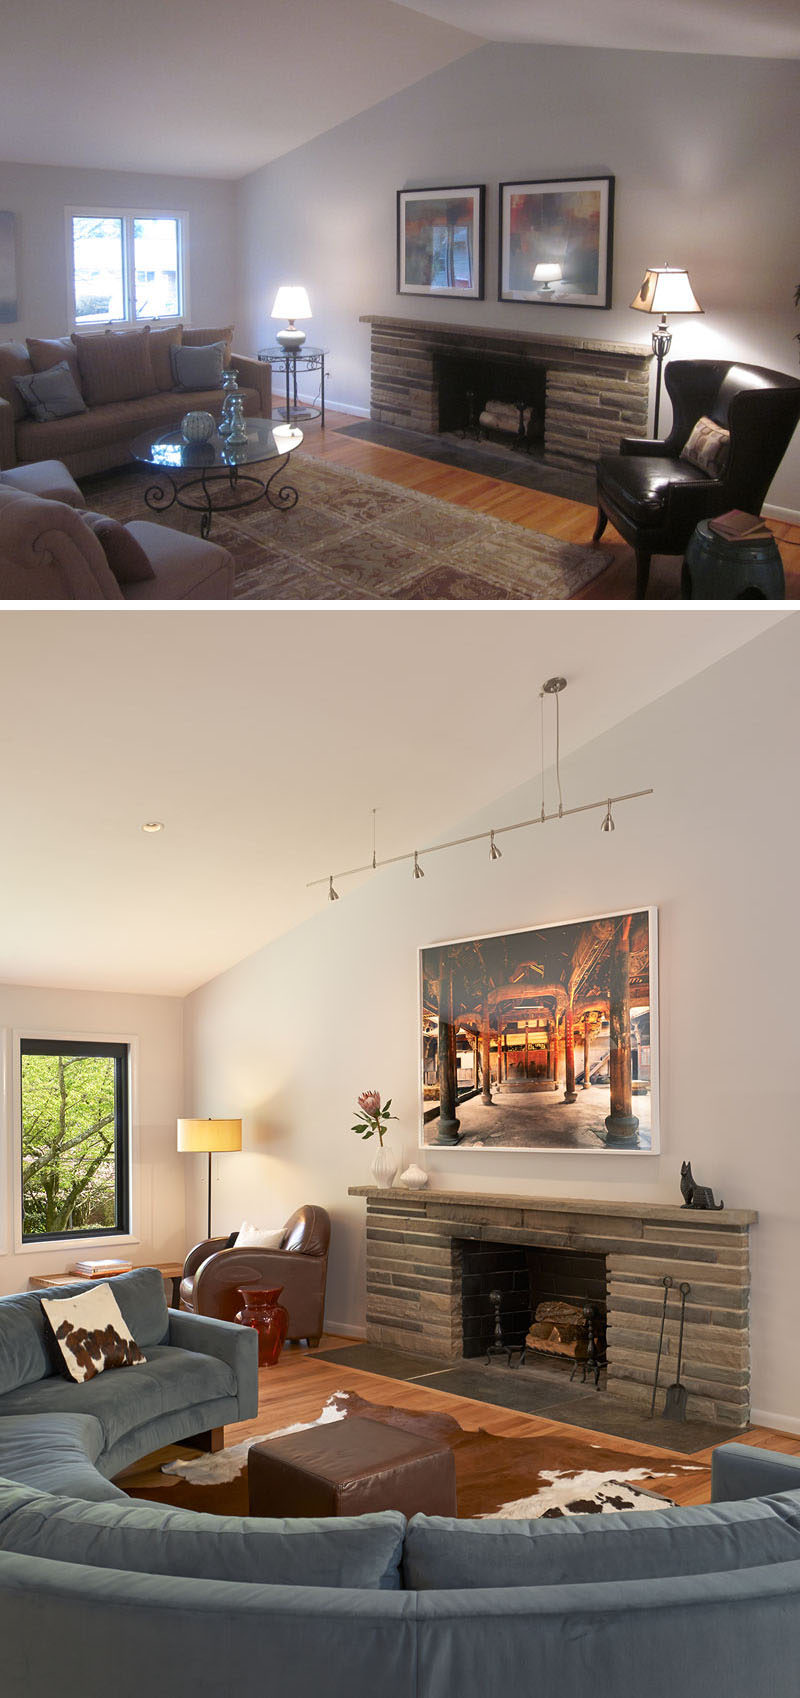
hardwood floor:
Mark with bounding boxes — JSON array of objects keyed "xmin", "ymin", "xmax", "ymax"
[
  {"xmin": 121, "ymin": 1332, "xmax": 800, "ymax": 1511},
  {"xmin": 298, "ymin": 410, "xmax": 800, "ymax": 600}
]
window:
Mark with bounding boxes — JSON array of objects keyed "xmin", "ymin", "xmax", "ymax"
[
  {"xmin": 69, "ymin": 209, "xmax": 185, "ymax": 327},
  {"xmin": 20, "ymin": 1039, "xmax": 130, "ymax": 1242}
]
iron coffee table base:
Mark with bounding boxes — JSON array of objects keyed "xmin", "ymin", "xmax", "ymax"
[{"xmin": 143, "ymin": 454, "xmax": 298, "ymax": 539}]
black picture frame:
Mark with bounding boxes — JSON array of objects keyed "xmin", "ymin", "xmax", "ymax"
[
  {"xmin": 498, "ymin": 175, "xmax": 614, "ymax": 309},
  {"xmin": 397, "ymin": 185, "xmax": 485, "ymax": 301}
]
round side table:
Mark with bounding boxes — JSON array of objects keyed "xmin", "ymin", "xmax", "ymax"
[{"xmin": 682, "ymin": 519, "xmax": 784, "ymax": 599}]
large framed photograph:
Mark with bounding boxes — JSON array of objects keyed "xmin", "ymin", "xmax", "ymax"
[
  {"xmin": 499, "ymin": 176, "xmax": 614, "ymax": 308},
  {"xmin": 0, "ymin": 213, "xmax": 18, "ymax": 323},
  {"xmin": 397, "ymin": 185, "xmax": 485, "ymax": 300},
  {"xmin": 419, "ymin": 907, "xmax": 657, "ymax": 1152}
]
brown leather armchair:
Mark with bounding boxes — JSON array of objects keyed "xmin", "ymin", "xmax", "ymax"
[
  {"xmin": 593, "ymin": 360, "xmax": 800, "ymax": 597},
  {"xmin": 179, "ymin": 1204, "xmax": 331, "ymax": 1347}
]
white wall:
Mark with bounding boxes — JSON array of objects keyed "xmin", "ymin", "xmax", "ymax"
[
  {"xmin": 0, "ymin": 161, "xmax": 238, "ymax": 340},
  {"xmin": 237, "ymin": 43, "xmax": 800, "ymax": 515},
  {"xmin": 183, "ymin": 617, "xmax": 800, "ymax": 1428},
  {"xmin": 0, "ymin": 982, "xmax": 184, "ymax": 1294}
]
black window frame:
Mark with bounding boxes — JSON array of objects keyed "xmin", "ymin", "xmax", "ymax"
[{"xmin": 20, "ymin": 1037, "xmax": 131, "ymax": 1244}]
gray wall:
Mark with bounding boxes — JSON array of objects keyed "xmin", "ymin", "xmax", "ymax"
[
  {"xmin": 237, "ymin": 43, "xmax": 800, "ymax": 516},
  {"xmin": 0, "ymin": 161, "xmax": 238, "ymax": 341}
]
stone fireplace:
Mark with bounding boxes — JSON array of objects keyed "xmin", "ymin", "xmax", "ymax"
[
  {"xmin": 359, "ymin": 316, "xmax": 651, "ymax": 474},
  {"xmin": 349, "ymin": 1187, "xmax": 757, "ymax": 1427}
]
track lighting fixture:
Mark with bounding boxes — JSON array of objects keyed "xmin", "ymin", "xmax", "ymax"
[{"xmin": 308, "ymin": 680, "xmax": 651, "ymax": 901}]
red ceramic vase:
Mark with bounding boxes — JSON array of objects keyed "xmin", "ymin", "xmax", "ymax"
[{"xmin": 234, "ymin": 1285, "xmax": 289, "ymax": 1367}]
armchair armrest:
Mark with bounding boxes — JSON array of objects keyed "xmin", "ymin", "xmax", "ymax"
[
  {"xmin": 0, "ymin": 397, "xmax": 17, "ymax": 469},
  {"xmin": 711, "ymin": 1443, "xmax": 800, "ymax": 1503},
  {"xmin": 168, "ymin": 1308, "xmax": 258, "ymax": 1417},
  {"xmin": 231, "ymin": 352, "xmax": 271, "ymax": 416},
  {"xmin": 183, "ymin": 1236, "xmax": 230, "ymax": 1281},
  {"xmin": 619, "ymin": 436, "xmax": 668, "ymax": 456}
]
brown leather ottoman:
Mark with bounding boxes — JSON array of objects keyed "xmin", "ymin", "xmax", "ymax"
[{"xmin": 248, "ymin": 1415, "xmax": 457, "ymax": 1519}]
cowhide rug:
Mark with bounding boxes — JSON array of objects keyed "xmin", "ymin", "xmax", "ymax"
[{"xmin": 140, "ymin": 1391, "xmax": 704, "ymax": 1520}]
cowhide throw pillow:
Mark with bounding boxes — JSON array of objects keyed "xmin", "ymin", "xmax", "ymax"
[{"xmin": 40, "ymin": 1282, "xmax": 146, "ymax": 1382}]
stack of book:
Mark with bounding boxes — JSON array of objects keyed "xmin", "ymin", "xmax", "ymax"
[
  {"xmin": 69, "ymin": 1257, "xmax": 133, "ymax": 1278},
  {"xmin": 708, "ymin": 510, "xmax": 771, "ymax": 542}
]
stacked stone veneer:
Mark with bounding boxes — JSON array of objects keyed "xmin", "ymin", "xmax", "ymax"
[
  {"xmin": 359, "ymin": 317, "xmax": 651, "ymax": 474},
  {"xmin": 349, "ymin": 1188, "xmax": 757, "ymax": 1428}
]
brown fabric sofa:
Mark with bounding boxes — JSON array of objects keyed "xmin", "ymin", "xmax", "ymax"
[
  {"xmin": 180, "ymin": 1205, "xmax": 331, "ymax": 1347},
  {"xmin": 0, "ymin": 485, "xmax": 234, "ymax": 599},
  {"xmin": 0, "ymin": 325, "xmax": 271, "ymax": 478}
]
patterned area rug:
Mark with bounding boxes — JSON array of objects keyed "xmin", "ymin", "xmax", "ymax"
[
  {"xmin": 120, "ymin": 1390, "xmax": 704, "ymax": 1520},
  {"xmin": 85, "ymin": 457, "xmax": 609, "ymax": 600}
]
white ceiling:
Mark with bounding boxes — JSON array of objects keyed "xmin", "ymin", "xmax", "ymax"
[
  {"xmin": 0, "ymin": 607, "xmax": 788, "ymax": 999},
  {"xmin": 2, "ymin": 0, "xmax": 797, "ymax": 182}
]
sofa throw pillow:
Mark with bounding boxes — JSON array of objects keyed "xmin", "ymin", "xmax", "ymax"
[
  {"xmin": 40, "ymin": 1283, "xmax": 146, "ymax": 1383},
  {"xmin": 27, "ymin": 335, "xmax": 82, "ymax": 389},
  {"xmin": 12, "ymin": 361, "xmax": 87, "ymax": 423},
  {"xmin": 170, "ymin": 340, "xmax": 226, "ymax": 391},
  {"xmin": 75, "ymin": 327, "xmax": 155, "ymax": 407},
  {"xmin": 146, "ymin": 324, "xmax": 183, "ymax": 391},
  {"xmin": 680, "ymin": 415, "xmax": 731, "ymax": 478},
  {"xmin": 182, "ymin": 325, "xmax": 234, "ymax": 362},
  {"xmin": 79, "ymin": 511, "xmax": 156, "ymax": 585},
  {"xmin": 235, "ymin": 1222, "xmax": 285, "ymax": 1249},
  {"xmin": 0, "ymin": 341, "xmax": 34, "ymax": 422}
]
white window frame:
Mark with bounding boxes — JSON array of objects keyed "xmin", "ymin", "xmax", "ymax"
[
  {"xmin": 66, "ymin": 206, "xmax": 189, "ymax": 331},
  {"xmin": 11, "ymin": 1028, "xmax": 140, "ymax": 1256}
]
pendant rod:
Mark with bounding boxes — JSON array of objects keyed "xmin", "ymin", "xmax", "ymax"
[{"xmin": 307, "ymin": 787, "xmax": 653, "ymax": 889}]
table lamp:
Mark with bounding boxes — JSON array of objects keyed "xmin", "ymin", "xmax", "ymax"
[
  {"xmin": 630, "ymin": 265, "xmax": 703, "ymax": 435},
  {"xmin": 533, "ymin": 262, "xmax": 562, "ymax": 298},
  {"xmin": 271, "ymin": 286, "xmax": 312, "ymax": 351},
  {"xmin": 177, "ymin": 1117, "xmax": 242, "ymax": 1238}
]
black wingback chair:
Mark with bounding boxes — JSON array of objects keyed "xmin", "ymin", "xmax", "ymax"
[{"xmin": 593, "ymin": 361, "xmax": 800, "ymax": 597}]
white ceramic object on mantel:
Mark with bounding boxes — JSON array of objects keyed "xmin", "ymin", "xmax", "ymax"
[
  {"xmin": 370, "ymin": 1143, "xmax": 398, "ymax": 1188},
  {"xmin": 399, "ymin": 1163, "xmax": 429, "ymax": 1189}
]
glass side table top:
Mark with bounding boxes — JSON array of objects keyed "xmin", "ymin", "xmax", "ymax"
[
  {"xmin": 257, "ymin": 344, "xmax": 327, "ymax": 365},
  {"xmin": 131, "ymin": 418, "xmax": 303, "ymax": 469}
]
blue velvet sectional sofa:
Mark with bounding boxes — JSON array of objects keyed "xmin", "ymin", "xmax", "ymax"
[{"xmin": 1, "ymin": 1267, "xmax": 800, "ymax": 1698}]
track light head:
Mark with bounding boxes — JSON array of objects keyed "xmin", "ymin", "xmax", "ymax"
[
  {"xmin": 489, "ymin": 830, "xmax": 502, "ymax": 862},
  {"xmin": 328, "ymin": 875, "xmax": 339, "ymax": 901},
  {"xmin": 600, "ymin": 802, "xmax": 615, "ymax": 834},
  {"xmin": 413, "ymin": 851, "xmax": 425, "ymax": 880}
]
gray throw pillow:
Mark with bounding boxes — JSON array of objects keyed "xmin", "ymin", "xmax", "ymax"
[
  {"xmin": 170, "ymin": 341, "xmax": 226, "ymax": 391},
  {"xmin": 12, "ymin": 361, "xmax": 87, "ymax": 423}
]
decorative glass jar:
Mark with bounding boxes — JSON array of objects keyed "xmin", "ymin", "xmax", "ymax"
[
  {"xmin": 226, "ymin": 396, "xmax": 248, "ymax": 444},
  {"xmin": 180, "ymin": 410, "xmax": 216, "ymax": 444}
]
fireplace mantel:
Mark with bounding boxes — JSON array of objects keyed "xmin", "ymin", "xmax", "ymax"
[
  {"xmin": 349, "ymin": 1186, "xmax": 756, "ymax": 1427},
  {"xmin": 359, "ymin": 316, "xmax": 651, "ymax": 471}
]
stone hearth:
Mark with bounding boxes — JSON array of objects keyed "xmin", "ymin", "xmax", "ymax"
[
  {"xmin": 349, "ymin": 1188, "xmax": 757, "ymax": 1428},
  {"xmin": 359, "ymin": 317, "xmax": 651, "ymax": 475}
]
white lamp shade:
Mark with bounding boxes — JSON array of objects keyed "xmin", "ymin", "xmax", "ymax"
[
  {"xmin": 631, "ymin": 266, "xmax": 703, "ymax": 315},
  {"xmin": 271, "ymin": 286, "xmax": 311, "ymax": 321},
  {"xmin": 177, "ymin": 1117, "xmax": 242, "ymax": 1154},
  {"xmin": 533, "ymin": 263, "xmax": 562, "ymax": 283}
]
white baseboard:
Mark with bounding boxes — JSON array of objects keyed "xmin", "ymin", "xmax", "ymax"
[
  {"xmin": 288, "ymin": 388, "xmax": 369, "ymax": 420},
  {"xmin": 750, "ymin": 1407, "xmax": 800, "ymax": 1437},
  {"xmin": 763, "ymin": 502, "xmax": 800, "ymax": 526},
  {"xmin": 324, "ymin": 1320, "xmax": 367, "ymax": 1340}
]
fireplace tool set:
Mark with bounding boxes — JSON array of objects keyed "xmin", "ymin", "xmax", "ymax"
[{"xmin": 650, "ymin": 1276, "xmax": 692, "ymax": 1421}]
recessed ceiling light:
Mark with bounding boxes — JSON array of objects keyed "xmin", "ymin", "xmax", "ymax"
[{"xmin": 141, "ymin": 822, "xmax": 165, "ymax": 833}]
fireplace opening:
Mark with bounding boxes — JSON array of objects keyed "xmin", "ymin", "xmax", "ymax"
[
  {"xmin": 435, "ymin": 353, "xmax": 546, "ymax": 455},
  {"xmin": 460, "ymin": 1239, "xmax": 607, "ymax": 1376}
]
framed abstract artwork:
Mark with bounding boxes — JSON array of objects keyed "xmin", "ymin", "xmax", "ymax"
[
  {"xmin": 498, "ymin": 176, "xmax": 614, "ymax": 308},
  {"xmin": 397, "ymin": 185, "xmax": 485, "ymax": 300},
  {"xmin": 0, "ymin": 213, "xmax": 18, "ymax": 323},
  {"xmin": 419, "ymin": 907, "xmax": 657, "ymax": 1153}
]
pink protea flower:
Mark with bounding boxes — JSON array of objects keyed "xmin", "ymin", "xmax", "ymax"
[{"xmin": 358, "ymin": 1090, "xmax": 382, "ymax": 1117}]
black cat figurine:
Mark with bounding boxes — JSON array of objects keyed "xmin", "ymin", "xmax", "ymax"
[{"xmin": 680, "ymin": 1160, "xmax": 724, "ymax": 1211}]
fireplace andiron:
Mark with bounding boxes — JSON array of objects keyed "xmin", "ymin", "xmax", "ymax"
[{"xmin": 485, "ymin": 1289, "xmax": 514, "ymax": 1366}]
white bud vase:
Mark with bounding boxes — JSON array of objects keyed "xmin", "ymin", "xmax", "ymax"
[{"xmin": 371, "ymin": 1142, "xmax": 398, "ymax": 1188}]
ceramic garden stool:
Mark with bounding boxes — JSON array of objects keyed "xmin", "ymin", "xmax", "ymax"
[
  {"xmin": 682, "ymin": 518, "xmax": 785, "ymax": 599},
  {"xmin": 248, "ymin": 1414, "xmax": 457, "ymax": 1518}
]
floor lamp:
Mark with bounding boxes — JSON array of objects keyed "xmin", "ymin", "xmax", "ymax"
[
  {"xmin": 630, "ymin": 265, "xmax": 703, "ymax": 437},
  {"xmin": 177, "ymin": 1117, "xmax": 242, "ymax": 1239}
]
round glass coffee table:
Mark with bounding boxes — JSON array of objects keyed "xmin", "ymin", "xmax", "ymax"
[{"xmin": 130, "ymin": 418, "xmax": 303, "ymax": 538}]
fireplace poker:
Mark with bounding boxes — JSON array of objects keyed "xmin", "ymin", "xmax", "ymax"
[
  {"xmin": 663, "ymin": 1282, "xmax": 691, "ymax": 1421},
  {"xmin": 648, "ymin": 1275, "xmax": 673, "ymax": 1417}
]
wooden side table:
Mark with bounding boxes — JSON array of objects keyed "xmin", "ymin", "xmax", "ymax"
[{"xmin": 29, "ymin": 1263, "xmax": 184, "ymax": 1307}]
